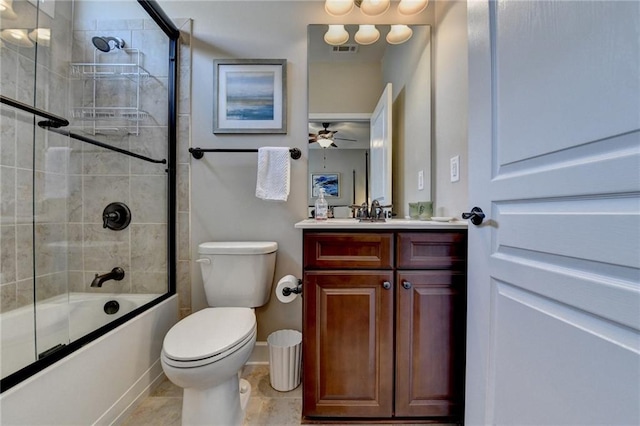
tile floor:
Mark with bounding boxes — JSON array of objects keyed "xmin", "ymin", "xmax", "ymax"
[
  {"xmin": 121, "ymin": 364, "xmax": 455, "ymax": 426},
  {"xmin": 121, "ymin": 364, "xmax": 302, "ymax": 426}
]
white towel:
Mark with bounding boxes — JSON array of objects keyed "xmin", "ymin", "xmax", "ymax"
[{"xmin": 255, "ymin": 147, "xmax": 291, "ymax": 201}]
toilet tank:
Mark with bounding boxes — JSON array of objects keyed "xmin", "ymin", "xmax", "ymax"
[{"xmin": 198, "ymin": 242, "xmax": 277, "ymax": 307}]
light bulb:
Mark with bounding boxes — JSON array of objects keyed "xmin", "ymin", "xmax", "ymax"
[
  {"xmin": 355, "ymin": 25, "xmax": 380, "ymax": 45},
  {"xmin": 0, "ymin": 29, "xmax": 34, "ymax": 47},
  {"xmin": 325, "ymin": 0, "xmax": 354, "ymax": 16},
  {"xmin": 324, "ymin": 25, "xmax": 349, "ymax": 46},
  {"xmin": 0, "ymin": 0, "xmax": 17, "ymax": 19},
  {"xmin": 386, "ymin": 25, "xmax": 413, "ymax": 45},
  {"xmin": 28, "ymin": 28, "xmax": 51, "ymax": 46},
  {"xmin": 359, "ymin": 0, "xmax": 390, "ymax": 17},
  {"xmin": 398, "ymin": 0, "xmax": 429, "ymax": 15}
]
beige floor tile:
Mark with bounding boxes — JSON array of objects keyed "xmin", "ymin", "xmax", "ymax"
[
  {"xmin": 121, "ymin": 396, "xmax": 182, "ymax": 426},
  {"xmin": 243, "ymin": 364, "xmax": 302, "ymax": 399},
  {"xmin": 248, "ymin": 397, "xmax": 302, "ymax": 425},
  {"xmin": 120, "ymin": 366, "xmax": 454, "ymax": 425},
  {"xmin": 151, "ymin": 377, "xmax": 183, "ymax": 398}
]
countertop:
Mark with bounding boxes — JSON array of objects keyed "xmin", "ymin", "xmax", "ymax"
[{"xmin": 294, "ymin": 218, "xmax": 468, "ymax": 230}]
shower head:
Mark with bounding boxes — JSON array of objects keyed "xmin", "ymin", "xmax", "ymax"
[{"xmin": 91, "ymin": 36, "xmax": 125, "ymax": 53}]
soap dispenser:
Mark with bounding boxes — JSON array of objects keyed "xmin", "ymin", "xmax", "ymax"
[{"xmin": 315, "ymin": 188, "xmax": 328, "ymax": 221}]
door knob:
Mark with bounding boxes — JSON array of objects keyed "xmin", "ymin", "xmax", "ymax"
[{"xmin": 462, "ymin": 206, "xmax": 485, "ymax": 225}]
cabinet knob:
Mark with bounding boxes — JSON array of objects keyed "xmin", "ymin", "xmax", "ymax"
[
  {"xmin": 382, "ymin": 281, "xmax": 391, "ymax": 290},
  {"xmin": 402, "ymin": 281, "xmax": 412, "ymax": 290}
]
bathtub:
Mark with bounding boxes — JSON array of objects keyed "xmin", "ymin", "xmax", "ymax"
[
  {"xmin": 0, "ymin": 293, "xmax": 178, "ymax": 425},
  {"xmin": 1, "ymin": 292, "xmax": 160, "ymax": 378}
]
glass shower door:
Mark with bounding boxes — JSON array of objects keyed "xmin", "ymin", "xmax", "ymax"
[{"xmin": 1, "ymin": 0, "xmax": 173, "ymax": 385}]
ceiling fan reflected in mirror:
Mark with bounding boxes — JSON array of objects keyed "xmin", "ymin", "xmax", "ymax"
[{"xmin": 308, "ymin": 122, "xmax": 357, "ymax": 148}]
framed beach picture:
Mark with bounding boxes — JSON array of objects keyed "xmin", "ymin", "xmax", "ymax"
[
  {"xmin": 213, "ymin": 59, "xmax": 287, "ymax": 134},
  {"xmin": 311, "ymin": 173, "xmax": 339, "ymax": 197}
]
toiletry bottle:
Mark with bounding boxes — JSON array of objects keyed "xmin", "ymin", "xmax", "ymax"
[{"xmin": 315, "ymin": 188, "xmax": 328, "ymax": 221}]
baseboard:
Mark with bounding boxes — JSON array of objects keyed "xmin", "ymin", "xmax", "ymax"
[{"xmin": 247, "ymin": 341, "xmax": 269, "ymax": 365}]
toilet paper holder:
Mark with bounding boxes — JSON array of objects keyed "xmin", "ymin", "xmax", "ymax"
[{"xmin": 281, "ymin": 279, "xmax": 303, "ymax": 297}]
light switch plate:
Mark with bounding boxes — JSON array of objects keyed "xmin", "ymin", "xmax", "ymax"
[{"xmin": 450, "ymin": 156, "xmax": 460, "ymax": 182}]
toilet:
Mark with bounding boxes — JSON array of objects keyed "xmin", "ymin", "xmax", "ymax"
[{"xmin": 161, "ymin": 241, "xmax": 277, "ymax": 426}]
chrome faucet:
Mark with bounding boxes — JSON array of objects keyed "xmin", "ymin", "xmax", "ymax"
[
  {"xmin": 91, "ymin": 267, "xmax": 125, "ymax": 287},
  {"xmin": 349, "ymin": 198, "xmax": 392, "ymax": 222},
  {"xmin": 370, "ymin": 199, "xmax": 383, "ymax": 219}
]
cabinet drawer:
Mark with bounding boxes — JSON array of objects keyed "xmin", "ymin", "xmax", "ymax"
[
  {"xmin": 397, "ymin": 232, "xmax": 467, "ymax": 270},
  {"xmin": 304, "ymin": 232, "xmax": 394, "ymax": 269}
]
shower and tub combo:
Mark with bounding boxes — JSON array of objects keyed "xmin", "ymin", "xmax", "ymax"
[{"xmin": 0, "ymin": 0, "xmax": 181, "ymax": 423}]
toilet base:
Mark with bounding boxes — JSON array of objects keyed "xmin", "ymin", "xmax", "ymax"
[
  {"xmin": 182, "ymin": 375, "xmax": 249, "ymax": 426},
  {"xmin": 239, "ymin": 378, "xmax": 251, "ymax": 411}
]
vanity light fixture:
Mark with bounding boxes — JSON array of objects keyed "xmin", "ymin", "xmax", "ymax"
[
  {"xmin": 0, "ymin": 0, "xmax": 17, "ymax": 20},
  {"xmin": 324, "ymin": 0, "xmax": 427, "ymax": 17},
  {"xmin": 386, "ymin": 24, "xmax": 413, "ymax": 44},
  {"xmin": 0, "ymin": 29, "xmax": 34, "ymax": 48},
  {"xmin": 355, "ymin": 25, "xmax": 380, "ymax": 45},
  {"xmin": 324, "ymin": 24, "xmax": 350, "ymax": 46},
  {"xmin": 397, "ymin": 0, "xmax": 429, "ymax": 16}
]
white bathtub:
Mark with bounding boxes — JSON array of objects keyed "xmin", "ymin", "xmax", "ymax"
[
  {"xmin": 1, "ymin": 292, "xmax": 160, "ymax": 378},
  {"xmin": 0, "ymin": 294, "xmax": 178, "ymax": 425}
]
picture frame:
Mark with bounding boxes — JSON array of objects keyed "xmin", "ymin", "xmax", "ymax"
[
  {"xmin": 311, "ymin": 173, "xmax": 339, "ymax": 197},
  {"xmin": 213, "ymin": 59, "xmax": 287, "ymax": 134}
]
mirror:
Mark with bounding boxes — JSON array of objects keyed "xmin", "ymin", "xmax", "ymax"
[{"xmin": 307, "ymin": 24, "xmax": 431, "ymax": 218}]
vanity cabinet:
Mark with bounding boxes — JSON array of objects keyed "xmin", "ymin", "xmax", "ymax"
[{"xmin": 302, "ymin": 229, "xmax": 466, "ymax": 422}]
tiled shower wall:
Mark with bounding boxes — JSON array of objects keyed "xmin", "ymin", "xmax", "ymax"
[
  {"xmin": 176, "ymin": 18, "xmax": 192, "ymax": 318},
  {"xmin": 70, "ymin": 18, "xmax": 171, "ymax": 296},
  {"xmin": 1, "ymin": 0, "xmax": 74, "ymax": 312},
  {"xmin": 0, "ymin": 8, "xmax": 192, "ymax": 316}
]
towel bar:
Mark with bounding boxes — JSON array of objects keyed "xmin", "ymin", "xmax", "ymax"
[{"xmin": 189, "ymin": 147, "xmax": 301, "ymax": 160}]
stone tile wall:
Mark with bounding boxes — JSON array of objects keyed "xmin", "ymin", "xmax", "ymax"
[
  {"xmin": 0, "ymin": 0, "xmax": 74, "ymax": 312},
  {"xmin": 0, "ymin": 10, "xmax": 192, "ymax": 315}
]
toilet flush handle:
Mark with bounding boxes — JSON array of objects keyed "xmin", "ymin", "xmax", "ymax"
[{"xmin": 195, "ymin": 258, "xmax": 212, "ymax": 281}]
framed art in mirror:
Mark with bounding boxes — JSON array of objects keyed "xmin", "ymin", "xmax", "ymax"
[
  {"xmin": 213, "ymin": 59, "xmax": 287, "ymax": 134},
  {"xmin": 311, "ymin": 173, "xmax": 339, "ymax": 197}
]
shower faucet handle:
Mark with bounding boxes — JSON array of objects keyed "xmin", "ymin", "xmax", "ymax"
[
  {"xmin": 102, "ymin": 202, "xmax": 131, "ymax": 231},
  {"xmin": 103, "ymin": 211, "xmax": 120, "ymax": 228}
]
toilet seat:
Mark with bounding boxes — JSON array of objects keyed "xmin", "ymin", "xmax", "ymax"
[{"xmin": 162, "ymin": 307, "xmax": 256, "ymax": 368}]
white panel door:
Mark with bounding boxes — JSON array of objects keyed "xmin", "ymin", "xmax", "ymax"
[
  {"xmin": 369, "ymin": 83, "xmax": 392, "ymax": 205},
  {"xmin": 465, "ymin": 1, "xmax": 640, "ymax": 425}
]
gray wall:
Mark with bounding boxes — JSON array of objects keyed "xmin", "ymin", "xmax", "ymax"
[
  {"xmin": 433, "ymin": 0, "xmax": 469, "ymax": 218},
  {"xmin": 383, "ymin": 25, "xmax": 432, "ymax": 217}
]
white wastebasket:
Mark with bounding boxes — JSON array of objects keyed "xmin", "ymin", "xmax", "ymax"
[{"xmin": 267, "ymin": 329, "xmax": 302, "ymax": 392}]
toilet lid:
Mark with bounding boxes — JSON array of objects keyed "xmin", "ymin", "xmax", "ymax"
[{"xmin": 163, "ymin": 307, "xmax": 256, "ymax": 362}]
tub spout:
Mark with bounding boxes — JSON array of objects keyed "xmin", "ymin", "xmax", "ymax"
[{"xmin": 91, "ymin": 267, "xmax": 125, "ymax": 287}]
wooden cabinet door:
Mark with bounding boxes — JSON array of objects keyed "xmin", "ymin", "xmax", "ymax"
[
  {"xmin": 395, "ymin": 271, "xmax": 466, "ymax": 417},
  {"xmin": 303, "ymin": 270, "xmax": 394, "ymax": 418},
  {"xmin": 303, "ymin": 232, "xmax": 394, "ymax": 270}
]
